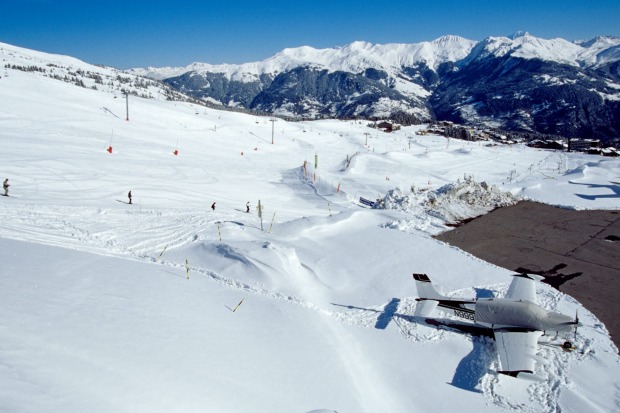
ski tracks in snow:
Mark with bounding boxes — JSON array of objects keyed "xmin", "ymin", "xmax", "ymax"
[
  {"xmin": 0, "ymin": 203, "xmax": 599, "ymax": 412},
  {"xmin": 0, "ymin": 202, "xmax": 334, "ymax": 313},
  {"xmin": 0, "ymin": 204, "xmax": 213, "ymax": 256}
]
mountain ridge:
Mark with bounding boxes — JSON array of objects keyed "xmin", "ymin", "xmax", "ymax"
[
  {"xmin": 3, "ymin": 33, "xmax": 620, "ymax": 143},
  {"xmin": 130, "ymin": 34, "xmax": 620, "ymax": 80},
  {"xmin": 129, "ymin": 35, "xmax": 478, "ymax": 81},
  {"xmin": 139, "ymin": 33, "xmax": 620, "ymax": 142}
]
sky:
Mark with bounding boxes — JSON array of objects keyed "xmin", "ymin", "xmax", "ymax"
[{"xmin": 1, "ymin": 0, "xmax": 619, "ymax": 69}]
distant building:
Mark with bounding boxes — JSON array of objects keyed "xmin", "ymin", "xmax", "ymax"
[
  {"xmin": 376, "ymin": 121, "xmax": 393, "ymax": 132},
  {"xmin": 569, "ymin": 139, "xmax": 600, "ymax": 152},
  {"xmin": 527, "ymin": 140, "xmax": 566, "ymax": 150}
]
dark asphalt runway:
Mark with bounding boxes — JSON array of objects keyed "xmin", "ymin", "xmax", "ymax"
[{"xmin": 434, "ymin": 201, "xmax": 620, "ymax": 350}]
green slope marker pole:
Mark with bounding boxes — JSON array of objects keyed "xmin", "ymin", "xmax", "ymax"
[
  {"xmin": 258, "ymin": 200, "xmax": 263, "ymax": 231},
  {"xmin": 157, "ymin": 244, "xmax": 168, "ymax": 261},
  {"xmin": 232, "ymin": 298, "xmax": 245, "ymax": 312}
]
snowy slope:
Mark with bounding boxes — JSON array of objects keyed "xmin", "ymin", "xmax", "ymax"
[
  {"xmin": 1, "ymin": 43, "xmax": 620, "ymax": 413},
  {"xmin": 0, "ymin": 41, "xmax": 196, "ymax": 104}
]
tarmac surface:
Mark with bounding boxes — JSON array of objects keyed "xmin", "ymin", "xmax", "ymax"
[{"xmin": 434, "ymin": 201, "xmax": 620, "ymax": 350}]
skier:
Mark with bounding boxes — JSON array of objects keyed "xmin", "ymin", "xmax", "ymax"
[
  {"xmin": 211, "ymin": 202, "xmax": 216, "ymax": 211},
  {"xmin": 3, "ymin": 178, "xmax": 9, "ymax": 196},
  {"xmin": 128, "ymin": 190, "xmax": 132, "ymax": 204},
  {"xmin": 246, "ymin": 201, "xmax": 250, "ymax": 213}
]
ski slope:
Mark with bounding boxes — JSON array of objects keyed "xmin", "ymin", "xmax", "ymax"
[{"xmin": 1, "ymin": 43, "xmax": 619, "ymax": 413}]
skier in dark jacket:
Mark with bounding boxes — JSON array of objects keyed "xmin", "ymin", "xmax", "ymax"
[
  {"xmin": 128, "ymin": 190, "xmax": 132, "ymax": 204},
  {"xmin": 3, "ymin": 178, "xmax": 9, "ymax": 196},
  {"xmin": 211, "ymin": 202, "xmax": 216, "ymax": 211}
]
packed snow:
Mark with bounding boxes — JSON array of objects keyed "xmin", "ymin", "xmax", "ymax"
[
  {"xmin": 1, "ymin": 42, "xmax": 620, "ymax": 413},
  {"xmin": 377, "ymin": 177, "xmax": 520, "ymax": 235}
]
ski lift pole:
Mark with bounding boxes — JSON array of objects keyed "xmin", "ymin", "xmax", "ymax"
[
  {"xmin": 270, "ymin": 119, "xmax": 275, "ymax": 144},
  {"xmin": 124, "ymin": 91, "xmax": 129, "ymax": 121}
]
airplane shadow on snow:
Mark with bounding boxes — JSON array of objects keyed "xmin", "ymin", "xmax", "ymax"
[
  {"xmin": 332, "ymin": 288, "xmax": 497, "ymax": 393},
  {"xmin": 570, "ymin": 180, "xmax": 620, "ymax": 201}
]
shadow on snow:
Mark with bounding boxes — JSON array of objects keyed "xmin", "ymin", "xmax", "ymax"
[{"xmin": 332, "ymin": 295, "xmax": 496, "ymax": 393}]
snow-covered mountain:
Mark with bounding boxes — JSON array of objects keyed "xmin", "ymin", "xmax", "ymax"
[
  {"xmin": 461, "ymin": 32, "xmax": 617, "ymax": 66},
  {"xmin": 0, "ymin": 41, "xmax": 199, "ymax": 106},
  {"xmin": 132, "ymin": 33, "xmax": 620, "ymax": 142},
  {"xmin": 131, "ymin": 35, "xmax": 476, "ymax": 82},
  {"xmin": 129, "ymin": 35, "xmax": 476, "ymax": 120},
  {"xmin": 432, "ymin": 33, "xmax": 620, "ymax": 141},
  {"xmin": 2, "ymin": 38, "xmax": 620, "ymax": 413}
]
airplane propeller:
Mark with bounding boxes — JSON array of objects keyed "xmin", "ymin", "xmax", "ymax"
[
  {"xmin": 563, "ymin": 309, "xmax": 580, "ymax": 350},
  {"xmin": 574, "ymin": 309, "xmax": 580, "ymax": 342}
]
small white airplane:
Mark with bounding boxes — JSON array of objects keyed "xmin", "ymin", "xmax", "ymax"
[{"xmin": 413, "ymin": 273, "xmax": 580, "ymax": 378}]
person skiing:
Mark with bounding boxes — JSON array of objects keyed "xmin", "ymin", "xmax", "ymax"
[
  {"xmin": 128, "ymin": 190, "xmax": 132, "ymax": 204},
  {"xmin": 3, "ymin": 178, "xmax": 9, "ymax": 196},
  {"xmin": 246, "ymin": 201, "xmax": 250, "ymax": 213},
  {"xmin": 211, "ymin": 202, "xmax": 216, "ymax": 211}
]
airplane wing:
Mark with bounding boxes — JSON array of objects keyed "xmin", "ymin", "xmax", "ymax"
[
  {"xmin": 493, "ymin": 329, "xmax": 543, "ymax": 377},
  {"xmin": 505, "ymin": 273, "xmax": 543, "ymax": 303}
]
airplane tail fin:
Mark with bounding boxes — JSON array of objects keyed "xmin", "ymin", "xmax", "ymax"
[
  {"xmin": 413, "ymin": 273, "xmax": 450, "ymax": 300},
  {"xmin": 413, "ymin": 273, "xmax": 448, "ymax": 317},
  {"xmin": 412, "ymin": 273, "xmax": 477, "ymax": 319}
]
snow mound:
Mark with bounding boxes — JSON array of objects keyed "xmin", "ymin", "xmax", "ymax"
[{"xmin": 378, "ymin": 177, "xmax": 519, "ymax": 235}]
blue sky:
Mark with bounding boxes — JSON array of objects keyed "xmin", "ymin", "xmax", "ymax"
[{"xmin": 1, "ymin": 0, "xmax": 619, "ymax": 69}]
